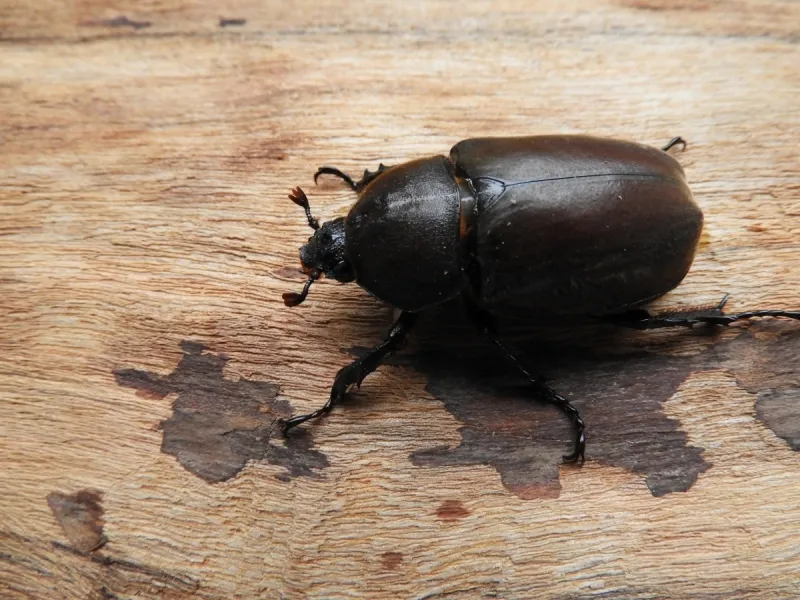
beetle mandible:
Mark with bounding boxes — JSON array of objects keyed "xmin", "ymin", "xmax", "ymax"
[{"xmin": 280, "ymin": 135, "xmax": 799, "ymax": 462}]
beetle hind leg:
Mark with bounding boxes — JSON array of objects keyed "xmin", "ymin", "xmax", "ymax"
[
  {"xmin": 603, "ymin": 294, "xmax": 800, "ymax": 329},
  {"xmin": 280, "ymin": 311, "xmax": 418, "ymax": 434}
]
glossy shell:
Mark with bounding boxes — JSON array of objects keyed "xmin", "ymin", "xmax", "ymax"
[{"xmin": 450, "ymin": 135, "xmax": 704, "ymax": 314}]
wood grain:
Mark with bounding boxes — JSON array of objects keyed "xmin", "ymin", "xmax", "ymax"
[{"xmin": 2, "ymin": 1, "xmax": 799, "ymax": 598}]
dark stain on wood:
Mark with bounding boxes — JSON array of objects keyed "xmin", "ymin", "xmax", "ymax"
[
  {"xmin": 408, "ymin": 342, "xmax": 709, "ymax": 499},
  {"xmin": 756, "ymin": 390, "xmax": 799, "ymax": 450},
  {"xmin": 436, "ymin": 500, "xmax": 470, "ymax": 521},
  {"xmin": 219, "ymin": 18, "xmax": 248, "ymax": 27},
  {"xmin": 114, "ymin": 340, "xmax": 328, "ymax": 483},
  {"xmin": 81, "ymin": 16, "xmax": 153, "ymax": 30},
  {"xmin": 46, "ymin": 489, "xmax": 107, "ymax": 553},
  {"xmin": 231, "ymin": 134, "xmax": 306, "ymax": 171},
  {"xmin": 380, "ymin": 551, "xmax": 404, "ymax": 570},
  {"xmin": 273, "ymin": 266, "xmax": 305, "ymax": 280},
  {"xmin": 700, "ymin": 323, "xmax": 799, "ymax": 452},
  {"xmin": 374, "ymin": 314, "xmax": 800, "ymax": 499}
]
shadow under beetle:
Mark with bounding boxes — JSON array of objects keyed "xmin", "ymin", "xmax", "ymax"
[{"xmin": 281, "ymin": 135, "xmax": 799, "ymax": 462}]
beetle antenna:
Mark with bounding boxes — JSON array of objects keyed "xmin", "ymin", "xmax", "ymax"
[
  {"xmin": 288, "ymin": 187, "xmax": 319, "ymax": 230},
  {"xmin": 282, "ymin": 270, "xmax": 320, "ymax": 307}
]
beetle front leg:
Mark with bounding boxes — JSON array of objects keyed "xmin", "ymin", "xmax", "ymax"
[
  {"xmin": 464, "ymin": 299, "xmax": 586, "ymax": 463},
  {"xmin": 314, "ymin": 163, "xmax": 392, "ymax": 192},
  {"xmin": 604, "ymin": 294, "xmax": 800, "ymax": 330},
  {"xmin": 281, "ymin": 311, "xmax": 418, "ymax": 434}
]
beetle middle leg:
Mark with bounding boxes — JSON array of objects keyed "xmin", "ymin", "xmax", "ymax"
[
  {"xmin": 314, "ymin": 164, "xmax": 391, "ymax": 192},
  {"xmin": 281, "ymin": 311, "xmax": 418, "ymax": 434},
  {"xmin": 603, "ymin": 294, "xmax": 800, "ymax": 330},
  {"xmin": 464, "ymin": 299, "xmax": 586, "ymax": 463}
]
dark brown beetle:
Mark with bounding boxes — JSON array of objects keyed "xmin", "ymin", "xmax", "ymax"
[{"xmin": 281, "ymin": 135, "xmax": 799, "ymax": 461}]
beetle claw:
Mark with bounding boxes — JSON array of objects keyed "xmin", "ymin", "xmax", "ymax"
[{"xmin": 661, "ymin": 136, "xmax": 687, "ymax": 152}]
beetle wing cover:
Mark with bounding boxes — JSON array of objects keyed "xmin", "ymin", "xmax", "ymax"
[{"xmin": 451, "ymin": 136, "xmax": 704, "ymax": 315}]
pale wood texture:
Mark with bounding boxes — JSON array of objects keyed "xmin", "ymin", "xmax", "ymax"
[{"xmin": 2, "ymin": 1, "xmax": 800, "ymax": 598}]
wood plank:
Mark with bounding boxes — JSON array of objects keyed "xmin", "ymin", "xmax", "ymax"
[{"xmin": 2, "ymin": 1, "xmax": 799, "ymax": 598}]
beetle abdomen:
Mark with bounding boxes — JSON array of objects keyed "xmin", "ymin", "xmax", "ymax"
[
  {"xmin": 451, "ymin": 136, "xmax": 703, "ymax": 315},
  {"xmin": 345, "ymin": 156, "xmax": 464, "ymax": 311}
]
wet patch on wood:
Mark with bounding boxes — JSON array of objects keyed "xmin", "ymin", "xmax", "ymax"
[
  {"xmin": 408, "ymin": 343, "xmax": 709, "ymax": 499},
  {"xmin": 756, "ymin": 390, "xmax": 799, "ymax": 450},
  {"xmin": 47, "ymin": 489, "xmax": 107, "ymax": 553},
  {"xmin": 114, "ymin": 340, "xmax": 328, "ymax": 483},
  {"xmin": 389, "ymin": 320, "xmax": 799, "ymax": 499},
  {"xmin": 717, "ymin": 324, "xmax": 800, "ymax": 451}
]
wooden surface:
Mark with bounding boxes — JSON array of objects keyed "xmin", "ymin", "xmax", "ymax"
[{"xmin": 2, "ymin": 1, "xmax": 800, "ymax": 598}]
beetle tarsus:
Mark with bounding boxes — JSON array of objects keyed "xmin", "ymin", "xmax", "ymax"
[
  {"xmin": 314, "ymin": 166, "xmax": 358, "ymax": 190},
  {"xmin": 661, "ymin": 136, "xmax": 687, "ymax": 152},
  {"xmin": 314, "ymin": 164, "xmax": 392, "ymax": 192},
  {"xmin": 537, "ymin": 382, "xmax": 585, "ymax": 463},
  {"xmin": 281, "ymin": 311, "xmax": 419, "ymax": 434}
]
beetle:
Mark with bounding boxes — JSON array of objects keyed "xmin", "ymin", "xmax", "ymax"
[{"xmin": 280, "ymin": 135, "xmax": 799, "ymax": 462}]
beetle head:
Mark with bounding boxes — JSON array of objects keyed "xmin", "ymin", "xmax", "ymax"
[
  {"xmin": 283, "ymin": 187, "xmax": 354, "ymax": 307},
  {"xmin": 299, "ymin": 217, "xmax": 353, "ymax": 282}
]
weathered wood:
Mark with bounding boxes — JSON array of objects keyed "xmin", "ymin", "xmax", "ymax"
[{"xmin": 2, "ymin": 1, "xmax": 799, "ymax": 598}]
